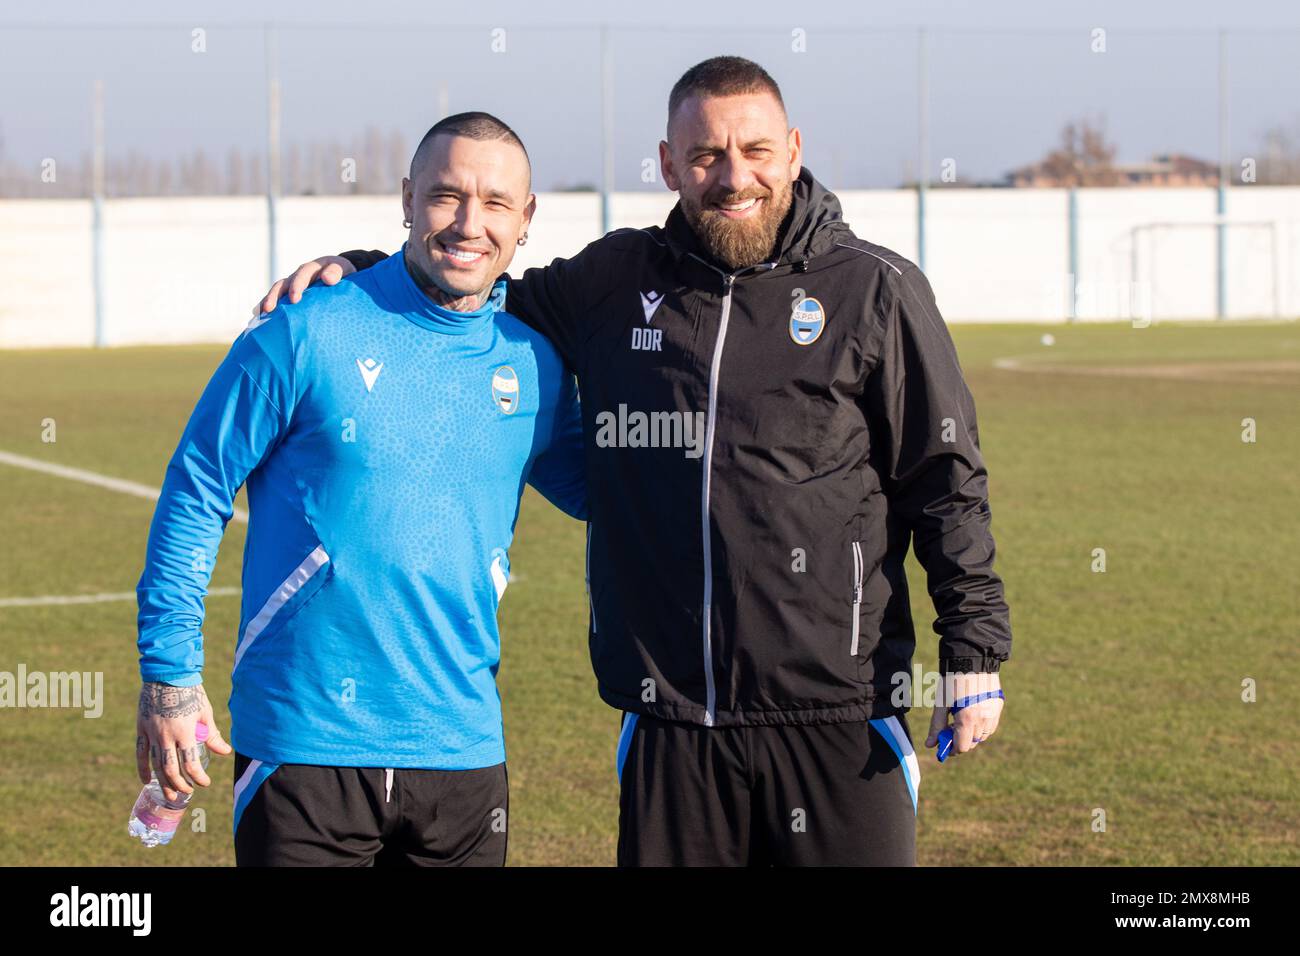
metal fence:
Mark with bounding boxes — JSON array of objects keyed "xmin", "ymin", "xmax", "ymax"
[{"xmin": 2, "ymin": 20, "xmax": 1299, "ymax": 342}]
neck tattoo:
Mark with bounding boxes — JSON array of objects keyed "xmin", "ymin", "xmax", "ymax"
[{"xmin": 404, "ymin": 246, "xmax": 491, "ymax": 313}]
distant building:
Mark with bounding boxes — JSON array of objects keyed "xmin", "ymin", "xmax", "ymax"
[{"xmin": 1004, "ymin": 153, "xmax": 1219, "ymax": 188}]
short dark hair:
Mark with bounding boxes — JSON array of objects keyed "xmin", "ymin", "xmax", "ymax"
[
  {"xmin": 667, "ymin": 56, "xmax": 786, "ymax": 136},
  {"xmin": 408, "ymin": 111, "xmax": 531, "ymax": 185}
]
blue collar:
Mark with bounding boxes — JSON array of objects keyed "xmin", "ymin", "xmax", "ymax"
[{"xmin": 380, "ymin": 242, "xmax": 508, "ymax": 335}]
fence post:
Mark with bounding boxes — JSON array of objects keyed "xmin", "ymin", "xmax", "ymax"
[
  {"xmin": 265, "ymin": 23, "xmax": 281, "ymax": 287},
  {"xmin": 1216, "ymin": 28, "xmax": 1228, "ymax": 320},
  {"xmin": 91, "ymin": 78, "xmax": 106, "ymax": 348},
  {"xmin": 916, "ymin": 26, "xmax": 928, "ymax": 272},
  {"xmin": 1067, "ymin": 187, "xmax": 1079, "ymax": 323},
  {"xmin": 599, "ymin": 24, "xmax": 613, "ymax": 238}
]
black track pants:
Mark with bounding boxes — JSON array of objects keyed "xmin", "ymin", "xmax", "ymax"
[
  {"xmin": 615, "ymin": 713, "xmax": 919, "ymax": 866},
  {"xmin": 232, "ymin": 752, "xmax": 508, "ymax": 867}
]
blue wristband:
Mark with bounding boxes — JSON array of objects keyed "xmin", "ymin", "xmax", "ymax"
[
  {"xmin": 936, "ymin": 689, "xmax": 1005, "ymax": 762},
  {"xmin": 949, "ymin": 689, "xmax": 1005, "ymax": 714}
]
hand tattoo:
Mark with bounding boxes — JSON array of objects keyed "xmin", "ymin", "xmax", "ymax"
[{"xmin": 138, "ymin": 682, "xmax": 205, "ymax": 720}]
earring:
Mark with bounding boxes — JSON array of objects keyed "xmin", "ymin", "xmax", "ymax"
[
  {"xmin": 402, "ymin": 219, "xmax": 412, "ymax": 229},
  {"xmin": 517, "ymin": 234, "xmax": 528, "ymax": 246}
]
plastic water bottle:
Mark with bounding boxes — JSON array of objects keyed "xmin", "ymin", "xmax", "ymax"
[{"xmin": 127, "ymin": 721, "xmax": 209, "ymax": 847}]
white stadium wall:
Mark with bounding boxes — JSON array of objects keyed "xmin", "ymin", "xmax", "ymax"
[
  {"xmin": 0, "ymin": 186, "xmax": 1297, "ymax": 348},
  {"xmin": 923, "ymin": 189, "xmax": 1069, "ymax": 322},
  {"xmin": 0, "ymin": 200, "xmax": 97, "ymax": 348}
]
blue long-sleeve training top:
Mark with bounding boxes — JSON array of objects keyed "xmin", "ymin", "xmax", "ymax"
[{"xmin": 136, "ymin": 247, "xmax": 587, "ymax": 769}]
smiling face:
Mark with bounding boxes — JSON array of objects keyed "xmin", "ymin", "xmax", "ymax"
[
  {"xmin": 401, "ymin": 132, "xmax": 535, "ymax": 311},
  {"xmin": 659, "ymin": 90, "xmax": 802, "ymax": 271}
]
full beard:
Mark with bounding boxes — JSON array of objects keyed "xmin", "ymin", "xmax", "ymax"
[{"xmin": 681, "ymin": 178, "xmax": 794, "ymax": 272}]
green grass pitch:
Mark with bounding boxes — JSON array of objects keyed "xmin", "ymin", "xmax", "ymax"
[{"xmin": 0, "ymin": 320, "xmax": 1296, "ymax": 865}]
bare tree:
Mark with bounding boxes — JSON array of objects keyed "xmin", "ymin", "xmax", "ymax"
[
  {"xmin": 286, "ymin": 143, "xmax": 303, "ymax": 196},
  {"xmin": 226, "ymin": 147, "xmax": 244, "ymax": 195},
  {"xmin": 0, "ymin": 128, "xmax": 416, "ymax": 198},
  {"xmin": 387, "ymin": 129, "xmax": 408, "ymax": 193},
  {"xmin": 1037, "ymin": 115, "xmax": 1120, "ymax": 187},
  {"xmin": 250, "ymin": 153, "xmax": 267, "ymax": 195},
  {"xmin": 1248, "ymin": 120, "xmax": 1300, "ymax": 185}
]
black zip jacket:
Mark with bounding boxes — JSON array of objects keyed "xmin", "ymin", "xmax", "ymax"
[{"xmin": 342, "ymin": 167, "xmax": 1011, "ymax": 727}]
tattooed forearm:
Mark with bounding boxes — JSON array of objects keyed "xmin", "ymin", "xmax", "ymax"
[{"xmin": 138, "ymin": 682, "xmax": 206, "ymax": 719}]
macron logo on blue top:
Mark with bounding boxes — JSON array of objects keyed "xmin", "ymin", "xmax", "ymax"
[{"xmin": 356, "ymin": 357, "xmax": 384, "ymax": 392}]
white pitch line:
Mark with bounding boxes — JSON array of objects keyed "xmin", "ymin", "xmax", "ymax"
[
  {"xmin": 0, "ymin": 449, "xmax": 248, "ymax": 523},
  {"xmin": 992, "ymin": 356, "xmax": 1027, "ymax": 371},
  {"xmin": 992, "ymin": 355, "xmax": 1300, "ymax": 383},
  {"xmin": 0, "ymin": 587, "xmax": 240, "ymax": 609}
]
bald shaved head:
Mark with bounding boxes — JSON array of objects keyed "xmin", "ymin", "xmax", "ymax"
[{"xmin": 409, "ymin": 111, "xmax": 531, "ymax": 191}]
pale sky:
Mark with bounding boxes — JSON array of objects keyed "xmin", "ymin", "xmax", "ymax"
[{"xmin": 2, "ymin": 0, "xmax": 1299, "ymax": 189}]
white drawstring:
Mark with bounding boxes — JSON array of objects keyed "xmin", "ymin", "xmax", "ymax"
[{"xmin": 384, "ymin": 768, "xmax": 394, "ymax": 803}]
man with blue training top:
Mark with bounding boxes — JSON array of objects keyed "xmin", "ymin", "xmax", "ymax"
[{"xmin": 133, "ymin": 113, "xmax": 585, "ymax": 866}]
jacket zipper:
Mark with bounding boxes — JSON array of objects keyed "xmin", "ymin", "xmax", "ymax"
[
  {"xmin": 698, "ymin": 273, "xmax": 732, "ymax": 727},
  {"xmin": 850, "ymin": 540, "xmax": 864, "ymax": 657},
  {"xmin": 693, "ymin": 256, "xmax": 776, "ymax": 727}
]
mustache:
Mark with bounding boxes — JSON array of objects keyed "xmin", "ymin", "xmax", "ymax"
[
  {"xmin": 701, "ymin": 188, "xmax": 771, "ymax": 207},
  {"xmin": 427, "ymin": 234, "xmax": 494, "ymax": 254}
]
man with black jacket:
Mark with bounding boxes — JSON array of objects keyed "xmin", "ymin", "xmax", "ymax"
[{"xmin": 256, "ymin": 56, "xmax": 1011, "ymax": 866}]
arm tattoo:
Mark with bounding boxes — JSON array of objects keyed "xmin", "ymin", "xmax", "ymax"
[{"xmin": 138, "ymin": 682, "xmax": 204, "ymax": 719}]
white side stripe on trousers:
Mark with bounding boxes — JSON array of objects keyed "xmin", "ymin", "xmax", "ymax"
[
  {"xmin": 870, "ymin": 715, "xmax": 921, "ymax": 815},
  {"xmin": 232, "ymin": 758, "xmax": 264, "ymax": 807}
]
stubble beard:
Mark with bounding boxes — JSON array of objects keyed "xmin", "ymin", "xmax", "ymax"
[{"xmin": 404, "ymin": 241, "xmax": 494, "ymax": 313}]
